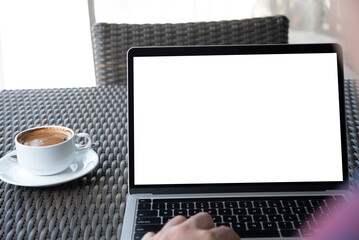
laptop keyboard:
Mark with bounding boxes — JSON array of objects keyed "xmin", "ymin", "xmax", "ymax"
[{"xmin": 134, "ymin": 195, "xmax": 345, "ymax": 239}]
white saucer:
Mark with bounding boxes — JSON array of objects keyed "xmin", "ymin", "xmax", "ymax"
[{"xmin": 0, "ymin": 149, "xmax": 99, "ymax": 187}]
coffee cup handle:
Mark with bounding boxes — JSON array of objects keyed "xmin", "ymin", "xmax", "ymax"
[
  {"xmin": 4, "ymin": 150, "xmax": 18, "ymax": 162},
  {"xmin": 74, "ymin": 133, "xmax": 92, "ymax": 152}
]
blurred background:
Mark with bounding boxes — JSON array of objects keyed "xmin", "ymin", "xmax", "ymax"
[{"xmin": 0, "ymin": 0, "xmax": 349, "ymax": 90}]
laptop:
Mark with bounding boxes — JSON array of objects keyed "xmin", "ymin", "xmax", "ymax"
[{"xmin": 122, "ymin": 44, "xmax": 349, "ymax": 239}]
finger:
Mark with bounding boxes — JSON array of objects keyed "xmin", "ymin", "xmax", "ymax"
[
  {"xmin": 141, "ymin": 231, "xmax": 155, "ymax": 240},
  {"xmin": 209, "ymin": 225, "xmax": 241, "ymax": 240},
  {"xmin": 185, "ymin": 212, "xmax": 215, "ymax": 229},
  {"xmin": 162, "ymin": 215, "xmax": 187, "ymax": 229}
]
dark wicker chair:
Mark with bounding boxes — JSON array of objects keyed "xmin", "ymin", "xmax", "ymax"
[{"xmin": 92, "ymin": 15, "xmax": 289, "ymax": 86}]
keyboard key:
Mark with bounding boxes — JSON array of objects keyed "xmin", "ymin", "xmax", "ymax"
[
  {"xmin": 136, "ymin": 217, "xmax": 161, "ymax": 224},
  {"xmin": 262, "ymin": 207, "xmax": 276, "ymax": 214},
  {"xmin": 297, "ymin": 199, "xmax": 311, "ymax": 207},
  {"xmin": 253, "ymin": 201, "xmax": 267, "ymax": 208},
  {"xmin": 283, "ymin": 214, "xmax": 298, "ymax": 222},
  {"xmin": 233, "ymin": 208, "xmax": 247, "ymax": 215},
  {"xmin": 278, "ymin": 222, "xmax": 294, "ymax": 229},
  {"xmin": 238, "ymin": 201, "xmax": 252, "ymax": 208},
  {"xmin": 253, "ymin": 215, "xmax": 267, "ymax": 222},
  {"xmin": 139, "ymin": 199, "xmax": 151, "ymax": 203},
  {"xmin": 210, "ymin": 201, "xmax": 223, "ymax": 209},
  {"xmin": 292, "ymin": 207, "xmax": 307, "ymax": 214},
  {"xmin": 247, "ymin": 223, "xmax": 262, "ymax": 230},
  {"xmin": 167, "ymin": 202, "xmax": 180, "ymax": 209},
  {"xmin": 298, "ymin": 213, "xmax": 313, "ymax": 221},
  {"xmin": 232, "ymin": 222, "xmax": 246, "ymax": 231},
  {"xmin": 137, "ymin": 210, "xmax": 158, "ymax": 217},
  {"xmin": 138, "ymin": 203, "xmax": 151, "ymax": 210},
  {"xmin": 268, "ymin": 200, "xmax": 281, "ymax": 207},
  {"xmin": 196, "ymin": 201, "xmax": 209, "ymax": 209},
  {"xmin": 263, "ymin": 222, "xmax": 277, "ymax": 230},
  {"xmin": 307, "ymin": 206, "xmax": 316, "ymax": 213},
  {"xmin": 203, "ymin": 209, "xmax": 217, "ymax": 215},
  {"xmin": 182, "ymin": 202, "xmax": 195, "ymax": 209},
  {"xmin": 293, "ymin": 221, "xmax": 309, "ymax": 229},
  {"xmin": 223, "ymin": 216, "xmax": 237, "ymax": 223},
  {"xmin": 281, "ymin": 229, "xmax": 299, "ymax": 237},
  {"xmin": 248, "ymin": 208, "xmax": 262, "ymax": 214},
  {"xmin": 159, "ymin": 210, "xmax": 173, "ymax": 217},
  {"xmin": 134, "ymin": 232, "xmax": 147, "ymax": 240},
  {"xmin": 135, "ymin": 224, "xmax": 163, "ymax": 232},
  {"xmin": 282, "ymin": 200, "xmax": 296, "ymax": 207},
  {"xmin": 238, "ymin": 215, "xmax": 253, "ymax": 222},
  {"xmin": 268, "ymin": 215, "xmax": 283, "ymax": 222},
  {"xmin": 218, "ymin": 209, "xmax": 232, "ymax": 215},
  {"xmin": 152, "ymin": 203, "xmax": 165, "ymax": 209},
  {"xmin": 277, "ymin": 207, "xmax": 291, "ymax": 214},
  {"xmin": 311, "ymin": 199, "xmax": 325, "ymax": 207},
  {"xmin": 236, "ymin": 230, "xmax": 280, "ymax": 238},
  {"xmin": 174, "ymin": 209, "xmax": 187, "ymax": 216},
  {"xmin": 224, "ymin": 201, "xmax": 238, "ymax": 208}
]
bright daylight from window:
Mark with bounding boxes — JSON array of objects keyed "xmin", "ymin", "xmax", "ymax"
[
  {"xmin": 0, "ymin": 0, "xmax": 94, "ymax": 89},
  {"xmin": 0, "ymin": 0, "xmax": 353, "ymax": 90}
]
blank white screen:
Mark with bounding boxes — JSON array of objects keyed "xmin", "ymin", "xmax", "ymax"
[{"xmin": 133, "ymin": 53, "xmax": 343, "ymax": 185}]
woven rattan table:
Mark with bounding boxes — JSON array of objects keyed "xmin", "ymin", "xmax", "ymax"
[{"xmin": 0, "ymin": 82, "xmax": 358, "ymax": 239}]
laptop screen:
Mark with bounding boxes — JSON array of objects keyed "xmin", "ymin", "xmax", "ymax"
[{"xmin": 128, "ymin": 44, "xmax": 347, "ymax": 193}]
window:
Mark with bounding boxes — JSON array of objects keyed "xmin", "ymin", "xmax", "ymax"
[
  {"xmin": 94, "ymin": 0, "xmax": 341, "ymax": 41},
  {"xmin": 0, "ymin": 0, "xmax": 95, "ymax": 89},
  {"xmin": 0, "ymin": 0, "xmax": 352, "ymax": 90}
]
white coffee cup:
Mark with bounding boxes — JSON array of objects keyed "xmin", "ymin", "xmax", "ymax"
[{"xmin": 5, "ymin": 126, "xmax": 92, "ymax": 175}]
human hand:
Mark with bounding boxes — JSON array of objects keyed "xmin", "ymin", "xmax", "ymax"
[{"xmin": 141, "ymin": 212, "xmax": 240, "ymax": 240}]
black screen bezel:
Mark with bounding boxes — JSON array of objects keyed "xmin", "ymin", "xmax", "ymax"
[{"xmin": 127, "ymin": 44, "xmax": 348, "ymax": 194}]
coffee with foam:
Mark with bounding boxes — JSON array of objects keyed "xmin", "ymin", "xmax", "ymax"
[{"xmin": 18, "ymin": 127, "xmax": 73, "ymax": 147}]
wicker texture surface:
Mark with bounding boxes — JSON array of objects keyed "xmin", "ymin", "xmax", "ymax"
[
  {"xmin": 92, "ymin": 16, "xmax": 289, "ymax": 85},
  {"xmin": 0, "ymin": 86, "xmax": 128, "ymax": 240},
  {"xmin": 345, "ymin": 80, "xmax": 359, "ymax": 187},
  {"xmin": 0, "ymin": 81, "xmax": 358, "ymax": 239}
]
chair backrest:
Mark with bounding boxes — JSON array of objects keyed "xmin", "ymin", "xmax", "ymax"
[{"xmin": 92, "ymin": 15, "xmax": 289, "ymax": 85}]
